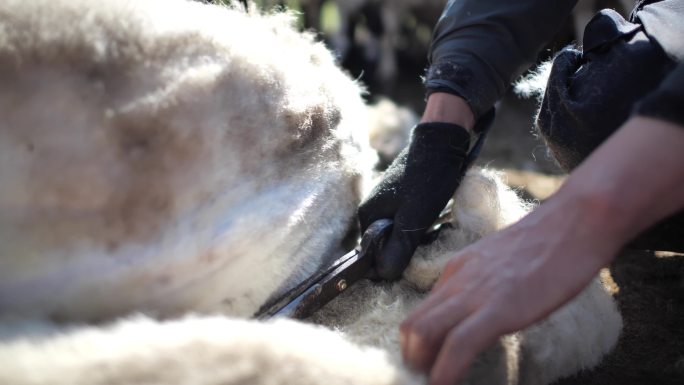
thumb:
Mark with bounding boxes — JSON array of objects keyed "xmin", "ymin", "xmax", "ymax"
[{"xmin": 374, "ymin": 226, "xmax": 419, "ymax": 281}]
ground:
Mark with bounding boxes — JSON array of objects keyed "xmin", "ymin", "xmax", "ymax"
[{"xmin": 555, "ymin": 249, "xmax": 684, "ymax": 385}]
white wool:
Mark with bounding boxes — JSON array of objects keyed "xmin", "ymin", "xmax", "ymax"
[
  {"xmin": 367, "ymin": 98, "xmax": 418, "ymax": 164},
  {"xmin": 0, "ymin": 1, "xmax": 622, "ymax": 384},
  {"xmin": 0, "ymin": 0, "xmax": 375, "ymax": 320},
  {"xmin": 0, "ymin": 170, "xmax": 622, "ymax": 385},
  {"xmin": 0, "ymin": 316, "xmax": 419, "ymax": 385},
  {"xmin": 514, "ymin": 60, "xmax": 553, "ymax": 100},
  {"xmin": 403, "ymin": 168, "xmax": 532, "ymax": 291},
  {"xmin": 518, "ymin": 279, "xmax": 623, "ymax": 385},
  {"xmin": 312, "ymin": 169, "xmax": 621, "ymax": 385}
]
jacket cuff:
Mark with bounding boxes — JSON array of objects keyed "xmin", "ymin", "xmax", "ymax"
[{"xmin": 424, "ymin": 57, "xmax": 501, "ymax": 121}]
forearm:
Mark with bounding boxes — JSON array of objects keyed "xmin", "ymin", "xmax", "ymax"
[
  {"xmin": 551, "ymin": 117, "xmax": 684, "ymax": 250},
  {"xmin": 399, "ymin": 118, "xmax": 684, "ymax": 385}
]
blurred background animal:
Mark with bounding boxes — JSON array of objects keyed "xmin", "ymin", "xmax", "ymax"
[{"xmin": 228, "ymin": 0, "xmax": 634, "ymax": 94}]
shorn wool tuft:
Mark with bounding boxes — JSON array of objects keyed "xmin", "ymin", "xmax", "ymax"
[{"xmin": 0, "ymin": 1, "xmax": 621, "ymax": 384}]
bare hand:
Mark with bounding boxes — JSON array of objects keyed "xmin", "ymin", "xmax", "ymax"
[
  {"xmin": 399, "ymin": 117, "xmax": 684, "ymax": 385},
  {"xmin": 399, "ymin": 196, "xmax": 618, "ymax": 385}
]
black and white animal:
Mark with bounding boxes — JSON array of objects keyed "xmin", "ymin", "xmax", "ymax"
[{"xmin": 329, "ymin": 0, "xmax": 445, "ymax": 87}]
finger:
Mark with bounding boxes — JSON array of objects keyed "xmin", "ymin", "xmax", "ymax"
[
  {"xmin": 357, "ymin": 154, "xmax": 406, "ymax": 232},
  {"xmin": 429, "ymin": 310, "xmax": 502, "ymax": 385},
  {"xmin": 358, "ymin": 201, "xmax": 395, "ymax": 233},
  {"xmin": 404, "ymin": 256, "xmax": 470, "ymax": 325},
  {"xmin": 400, "ymin": 294, "xmax": 473, "ymax": 372},
  {"xmin": 432, "ymin": 252, "xmax": 470, "ymax": 291},
  {"xmin": 402, "ymin": 285, "xmax": 457, "ymax": 339},
  {"xmin": 357, "ymin": 190, "xmax": 401, "ymax": 233},
  {"xmin": 375, "ymin": 227, "xmax": 416, "ymax": 280}
]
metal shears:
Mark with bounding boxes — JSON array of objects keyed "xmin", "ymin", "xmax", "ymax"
[{"xmin": 254, "ymin": 219, "xmax": 393, "ymax": 319}]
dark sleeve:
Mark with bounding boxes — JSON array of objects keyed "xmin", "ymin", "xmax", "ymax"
[
  {"xmin": 425, "ymin": 0, "xmax": 578, "ymax": 119},
  {"xmin": 634, "ymin": 62, "xmax": 684, "ymax": 128}
]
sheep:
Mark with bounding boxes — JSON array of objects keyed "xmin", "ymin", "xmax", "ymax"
[
  {"xmin": 0, "ymin": 1, "xmax": 621, "ymax": 384},
  {"xmin": 0, "ymin": 0, "xmax": 375, "ymax": 321},
  {"xmin": 329, "ymin": 0, "xmax": 445, "ymax": 86},
  {"xmin": 0, "ymin": 169, "xmax": 622, "ymax": 385},
  {"xmin": 367, "ymin": 98, "xmax": 418, "ymax": 168}
]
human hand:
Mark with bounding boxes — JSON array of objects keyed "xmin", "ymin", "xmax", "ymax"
[
  {"xmin": 358, "ymin": 121, "xmax": 472, "ymax": 280},
  {"xmin": 359, "ymin": 93, "xmax": 493, "ymax": 280},
  {"xmin": 398, "ymin": 113, "xmax": 684, "ymax": 385},
  {"xmin": 399, "ymin": 193, "xmax": 622, "ymax": 385}
]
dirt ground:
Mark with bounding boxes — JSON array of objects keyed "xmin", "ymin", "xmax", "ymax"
[{"xmin": 554, "ymin": 250, "xmax": 684, "ymax": 385}]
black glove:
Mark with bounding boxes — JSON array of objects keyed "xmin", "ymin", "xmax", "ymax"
[{"xmin": 358, "ymin": 112, "xmax": 493, "ymax": 281}]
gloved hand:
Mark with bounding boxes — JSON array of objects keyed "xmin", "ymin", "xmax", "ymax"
[{"xmin": 358, "ymin": 113, "xmax": 492, "ymax": 281}]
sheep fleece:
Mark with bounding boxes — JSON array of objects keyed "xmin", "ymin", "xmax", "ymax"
[
  {"xmin": 0, "ymin": 1, "xmax": 621, "ymax": 385},
  {"xmin": 0, "ymin": 0, "xmax": 374, "ymax": 320}
]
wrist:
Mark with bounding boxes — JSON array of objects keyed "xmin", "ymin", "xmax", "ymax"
[
  {"xmin": 523, "ymin": 188, "xmax": 626, "ymax": 269},
  {"xmin": 553, "ymin": 117, "xmax": 684, "ymax": 247},
  {"xmin": 421, "ymin": 93, "xmax": 475, "ymax": 133},
  {"xmin": 552, "ymin": 186, "xmax": 631, "ymax": 247}
]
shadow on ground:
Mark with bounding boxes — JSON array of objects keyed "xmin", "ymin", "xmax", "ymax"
[{"xmin": 554, "ymin": 250, "xmax": 684, "ymax": 385}]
